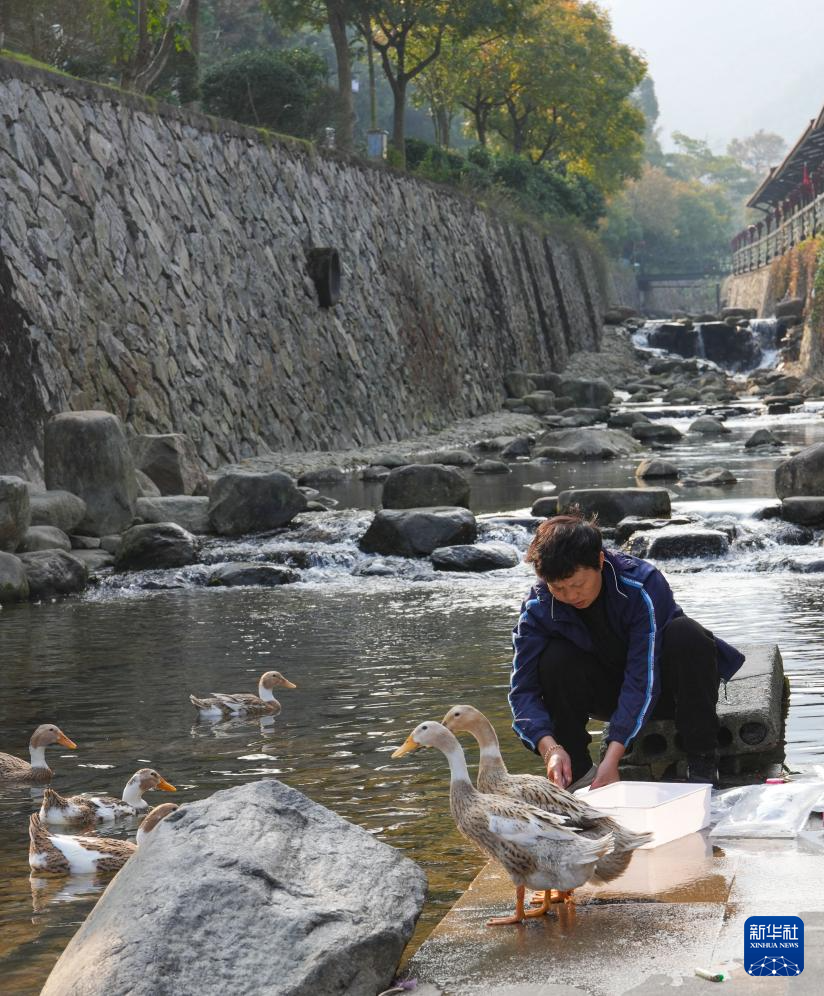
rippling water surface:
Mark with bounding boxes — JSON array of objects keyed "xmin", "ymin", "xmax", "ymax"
[{"xmin": 1, "ymin": 405, "xmax": 824, "ymax": 993}]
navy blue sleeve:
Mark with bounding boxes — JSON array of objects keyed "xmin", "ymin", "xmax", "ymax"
[
  {"xmin": 509, "ymin": 594, "xmax": 554, "ymax": 753},
  {"xmin": 605, "ymin": 570, "xmax": 675, "ymax": 747}
]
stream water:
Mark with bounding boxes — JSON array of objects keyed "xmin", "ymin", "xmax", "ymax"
[{"xmin": 1, "ymin": 402, "xmax": 824, "ymax": 994}]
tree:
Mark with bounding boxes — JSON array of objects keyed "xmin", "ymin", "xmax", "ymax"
[
  {"xmin": 727, "ymin": 130, "xmax": 788, "ymax": 178},
  {"xmin": 463, "ymin": 1, "xmax": 645, "ymax": 194},
  {"xmin": 266, "ymin": 1, "xmax": 359, "ymax": 152},
  {"xmin": 200, "ymin": 49, "xmax": 334, "ymax": 137},
  {"xmin": 364, "ymin": 1, "xmax": 518, "ymax": 167}
]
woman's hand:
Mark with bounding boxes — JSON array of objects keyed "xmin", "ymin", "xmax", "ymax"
[
  {"xmin": 590, "ymin": 760, "xmax": 620, "ymax": 790},
  {"xmin": 536, "ymin": 737, "xmax": 572, "ymax": 788}
]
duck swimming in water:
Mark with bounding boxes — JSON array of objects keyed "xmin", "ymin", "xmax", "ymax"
[
  {"xmin": 190, "ymin": 670, "xmax": 296, "ymax": 717},
  {"xmin": 29, "ymin": 803, "xmax": 178, "ymax": 875},
  {"xmin": 39, "ymin": 768, "xmax": 177, "ymax": 825},
  {"xmin": 0, "ymin": 725, "xmax": 76, "ymax": 783}
]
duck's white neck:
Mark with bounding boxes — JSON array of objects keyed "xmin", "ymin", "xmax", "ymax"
[
  {"xmin": 29, "ymin": 745, "xmax": 48, "ymax": 769},
  {"xmin": 441, "ymin": 742, "xmax": 472, "ymax": 786},
  {"xmin": 473, "ymin": 719, "xmax": 509, "ymax": 775},
  {"xmin": 122, "ymin": 780, "xmax": 148, "ymax": 808},
  {"xmin": 258, "ymin": 681, "xmax": 275, "ymax": 701}
]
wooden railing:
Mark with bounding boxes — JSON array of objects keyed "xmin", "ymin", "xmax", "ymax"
[{"xmin": 731, "ymin": 192, "xmax": 824, "ymax": 273}]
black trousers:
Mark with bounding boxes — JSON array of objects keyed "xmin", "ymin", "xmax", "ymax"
[{"xmin": 537, "ymin": 615, "xmax": 720, "ymax": 780}]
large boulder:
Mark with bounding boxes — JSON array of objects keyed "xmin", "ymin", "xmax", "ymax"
[
  {"xmin": 431, "ymin": 542, "xmax": 520, "ymax": 572},
  {"xmin": 500, "ymin": 436, "xmax": 531, "ymax": 458},
  {"xmin": 135, "ymin": 469, "xmax": 162, "ymax": 498},
  {"xmin": 522, "ymin": 392, "xmax": 556, "ymax": 415},
  {"xmin": 412, "ymin": 449, "xmax": 477, "ymax": 467},
  {"xmin": 533, "ymin": 428, "xmax": 638, "ymax": 462},
  {"xmin": 19, "ymin": 525, "xmax": 72, "ymax": 552},
  {"xmin": 626, "ymin": 526, "xmax": 730, "ymax": 559},
  {"xmin": 679, "ymin": 467, "xmax": 737, "ymax": 487},
  {"xmin": 635, "ymin": 458, "xmax": 680, "ymax": 479},
  {"xmin": 70, "ymin": 549, "xmax": 116, "ymax": 572},
  {"xmin": 115, "ymin": 523, "xmax": 198, "ymax": 571},
  {"xmin": 208, "ymin": 470, "xmax": 308, "ymax": 535},
  {"xmin": 135, "ymin": 496, "xmax": 211, "ymax": 534},
  {"xmin": 40, "ymin": 780, "xmax": 426, "ymax": 996},
  {"xmin": 780, "ymin": 497, "xmax": 824, "ymax": 527},
  {"xmin": 631, "ymin": 423, "xmax": 683, "ymax": 443},
  {"xmin": 29, "ymin": 489, "xmax": 87, "ymax": 532},
  {"xmin": 615, "ymin": 515, "xmax": 693, "ymax": 545},
  {"xmin": 775, "ymin": 443, "xmax": 824, "ymax": 499},
  {"xmin": 745, "ymin": 428, "xmax": 782, "ymax": 449},
  {"xmin": 688, "ymin": 416, "xmax": 730, "ymax": 435},
  {"xmin": 360, "ymin": 507, "xmax": 477, "ymax": 557},
  {"xmin": 559, "ymin": 377, "xmax": 613, "ymax": 407},
  {"xmin": 18, "ymin": 550, "xmax": 88, "ymax": 597},
  {"xmin": 608, "ymin": 412, "xmax": 651, "ymax": 429},
  {"xmin": 530, "ymin": 496, "xmax": 559, "ymax": 517},
  {"xmin": 0, "ymin": 475, "xmax": 30, "ymax": 552},
  {"xmin": 503, "ymin": 371, "xmax": 535, "ymax": 397},
  {"xmin": 0, "ymin": 552, "xmax": 29, "ymax": 602},
  {"xmin": 208, "ymin": 563, "xmax": 300, "ymax": 587},
  {"xmin": 44, "ymin": 411, "xmax": 138, "ymax": 535},
  {"xmin": 557, "ymin": 487, "xmax": 671, "ymax": 526},
  {"xmin": 381, "ymin": 464, "xmax": 470, "ymax": 510},
  {"xmin": 130, "ymin": 433, "xmax": 209, "ymax": 496}
]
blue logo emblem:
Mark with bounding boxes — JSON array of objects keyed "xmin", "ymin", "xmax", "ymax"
[{"xmin": 745, "ymin": 916, "xmax": 804, "ymax": 976}]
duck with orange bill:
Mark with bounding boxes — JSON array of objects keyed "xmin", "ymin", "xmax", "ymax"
[
  {"xmin": 0, "ymin": 725, "xmax": 76, "ymax": 783},
  {"xmin": 29, "ymin": 802, "xmax": 178, "ymax": 875},
  {"xmin": 40, "ymin": 768, "xmax": 177, "ymax": 825},
  {"xmin": 442, "ymin": 704, "xmax": 651, "ymax": 890},
  {"xmin": 190, "ymin": 670, "xmax": 297, "ymax": 717},
  {"xmin": 392, "ymin": 721, "xmax": 613, "ymax": 925}
]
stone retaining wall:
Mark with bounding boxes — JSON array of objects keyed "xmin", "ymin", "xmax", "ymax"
[{"xmin": 0, "ymin": 57, "xmax": 607, "ymax": 478}]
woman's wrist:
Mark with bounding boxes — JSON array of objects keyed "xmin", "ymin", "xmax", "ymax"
[{"xmin": 539, "ymin": 742, "xmax": 565, "ymax": 763}]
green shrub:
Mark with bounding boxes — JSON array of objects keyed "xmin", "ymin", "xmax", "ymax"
[{"xmin": 200, "ymin": 49, "xmax": 335, "ymax": 139}]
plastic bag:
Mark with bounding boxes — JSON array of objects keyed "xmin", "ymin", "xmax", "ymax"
[{"xmin": 710, "ymin": 781, "xmax": 824, "ymax": 839}]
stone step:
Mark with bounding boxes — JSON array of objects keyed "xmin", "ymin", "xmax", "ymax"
[{"xmin": 613, "ymin": 644, "xmax": 785, "ymax": 776}]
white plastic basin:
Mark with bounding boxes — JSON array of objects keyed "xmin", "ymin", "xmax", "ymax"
[{"xmin": 575, "ymin": 781, "xmax": 711, "ymax": 848}]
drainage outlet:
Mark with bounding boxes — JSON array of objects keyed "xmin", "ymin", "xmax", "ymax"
[{"xmin": 307, "ymin": 247, "xmax": 341, "ymax": 308}]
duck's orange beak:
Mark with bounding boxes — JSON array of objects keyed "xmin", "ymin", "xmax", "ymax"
[
  {"xmin": 57, "ymin": 733, "xmax": 77, "ymax": 749},
  {"xmin": 281, "ymin": 679, "xmax": 297, "ymax": 689},
  {"xmin": 391, "ymin": 735, "xmax": 421, "ymax": 759},
  {"xmin": 157, "ymin": 778, "xmax": 177, "ymax": 792}
]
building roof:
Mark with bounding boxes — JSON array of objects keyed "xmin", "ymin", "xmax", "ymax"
[{"xmin": 746, "ymin": 103, "xmax": 824, "ymax": 210}]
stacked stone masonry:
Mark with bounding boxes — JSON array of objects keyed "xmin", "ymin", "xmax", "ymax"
[{"xmin": 0, "ymin": 57, "xmax": 606, "ymax": 479}]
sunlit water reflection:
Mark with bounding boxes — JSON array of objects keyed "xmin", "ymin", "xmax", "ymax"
[{"xmin": 1, "ymin": 405, "xmax": 824, "ymax": 992}]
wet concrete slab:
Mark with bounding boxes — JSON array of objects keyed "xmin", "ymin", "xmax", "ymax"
[{"xmin": 407, "ymin": 822, "xmax": 824, "ymax": 995}]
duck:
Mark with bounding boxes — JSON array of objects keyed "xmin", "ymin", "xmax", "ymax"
[
  {"xmin": 0, "ymin": 725, "xmax": 77, "ymax": 783},
  {"xmin": 28, "ymin": 803, "xmax": 177, "ymax": 875},
  {"xmin": 441, "ymin": 704, "xmax": 652, "ymax": 893},
  {"xmin": 392, "ymin": 721, "xmax": 614, "ymax": 925},
  {"xmin": 190, "ymin": 670, "xmax": 297, "ymax": 717},
  {"xmin": 39, "ymin": 768, "xmax": 177, "ymax": 824},
  {"xmin": 136, "ymin": 802, "xmax": 178, "ymax": 845}
]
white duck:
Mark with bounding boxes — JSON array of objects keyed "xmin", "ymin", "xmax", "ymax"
[
  {"xmin": 392, "ymin": 721, "xmax": 613, "ymax": 925},
  {"xmin": 190, "ymin": 670, "xmax": 296, "ymax": 717},
  {"xmin": 29, "ymin": 802, "xmax": 178, "ymax": 875},
  {"xmin": 0, "ymin": 725, "xmax": 76, "ymax": 783},
  {"xmin": 39, "ymin": 768, "xmax": 177, "ymax": 824}
]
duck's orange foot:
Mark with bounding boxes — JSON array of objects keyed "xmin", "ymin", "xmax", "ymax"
[
  {"xmin": 486, "ymin": 885, "xmax": 526, "ymax": 926},
  {"xmin": 528, "ymin": 890, "xmax": 545, "ymax": 906},
  {"xmin": 524, "ymin": 891, "xmax": 552, "ymax": 918},
  {"xmin": 486, "ymin": 912, "xmax": 525, "ymax": 926}
]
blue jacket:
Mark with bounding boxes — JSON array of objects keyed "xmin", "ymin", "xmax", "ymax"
[{"xmin": 509, "ymin": 549, "xmax": 745, "ymax": 752}]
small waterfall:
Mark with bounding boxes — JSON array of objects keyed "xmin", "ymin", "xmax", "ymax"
[{"xmin": 694, "ymin": 326, "xmax": 706, "ymax": 359}]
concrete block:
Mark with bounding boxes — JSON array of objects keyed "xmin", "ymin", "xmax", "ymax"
[{"xmin": 613, "ymin": 645, "xmax": 785, "ymax": 771}]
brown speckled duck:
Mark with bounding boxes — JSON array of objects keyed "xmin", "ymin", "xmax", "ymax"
[
  {"xmin": 442, "ymin": 704, "xmax": 652, "ymax": 889},
  {"xmin": 29, "ymin": 802, "xmax": 177, "ymax": 875},
  {"xmin": 392, "ymin": 721, "xmax": 613, "ymax": 926},
  {"xmin": 40, "ymin": 768, "xmax": 177, "ymax": 825},
  {"xmin": 0, "ymin": 725, "xmax": 76, "ymax": 783},
  {"xmin": 190, "ymin": 670, "xmax": 296, "ymax": 717},
  {"xmin": 29, "ymin": 814, "xmax": 136, "ymax": 874}
]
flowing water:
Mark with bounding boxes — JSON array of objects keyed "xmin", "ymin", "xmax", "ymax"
[{"xmin": 1, "ymin": 403, "xmax": 824, "ymax": 993}]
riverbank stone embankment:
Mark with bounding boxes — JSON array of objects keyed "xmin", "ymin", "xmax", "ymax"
[
  {"xmin": 40, "ymin": 779, "xmax": 427, "ymax": 996},
  {"xmin": 3, "ymin": 327, "xmax": 824, "ymax": 600}
]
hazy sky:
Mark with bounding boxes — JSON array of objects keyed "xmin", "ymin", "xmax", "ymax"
[{"xmin": 599, "ymin": 0, "xmax": 824, "ymax": 154}]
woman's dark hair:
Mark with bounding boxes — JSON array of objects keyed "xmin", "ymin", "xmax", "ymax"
[{"xmin": 525, "ymin": 512, "xmax": 602, "ymax": 581}]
